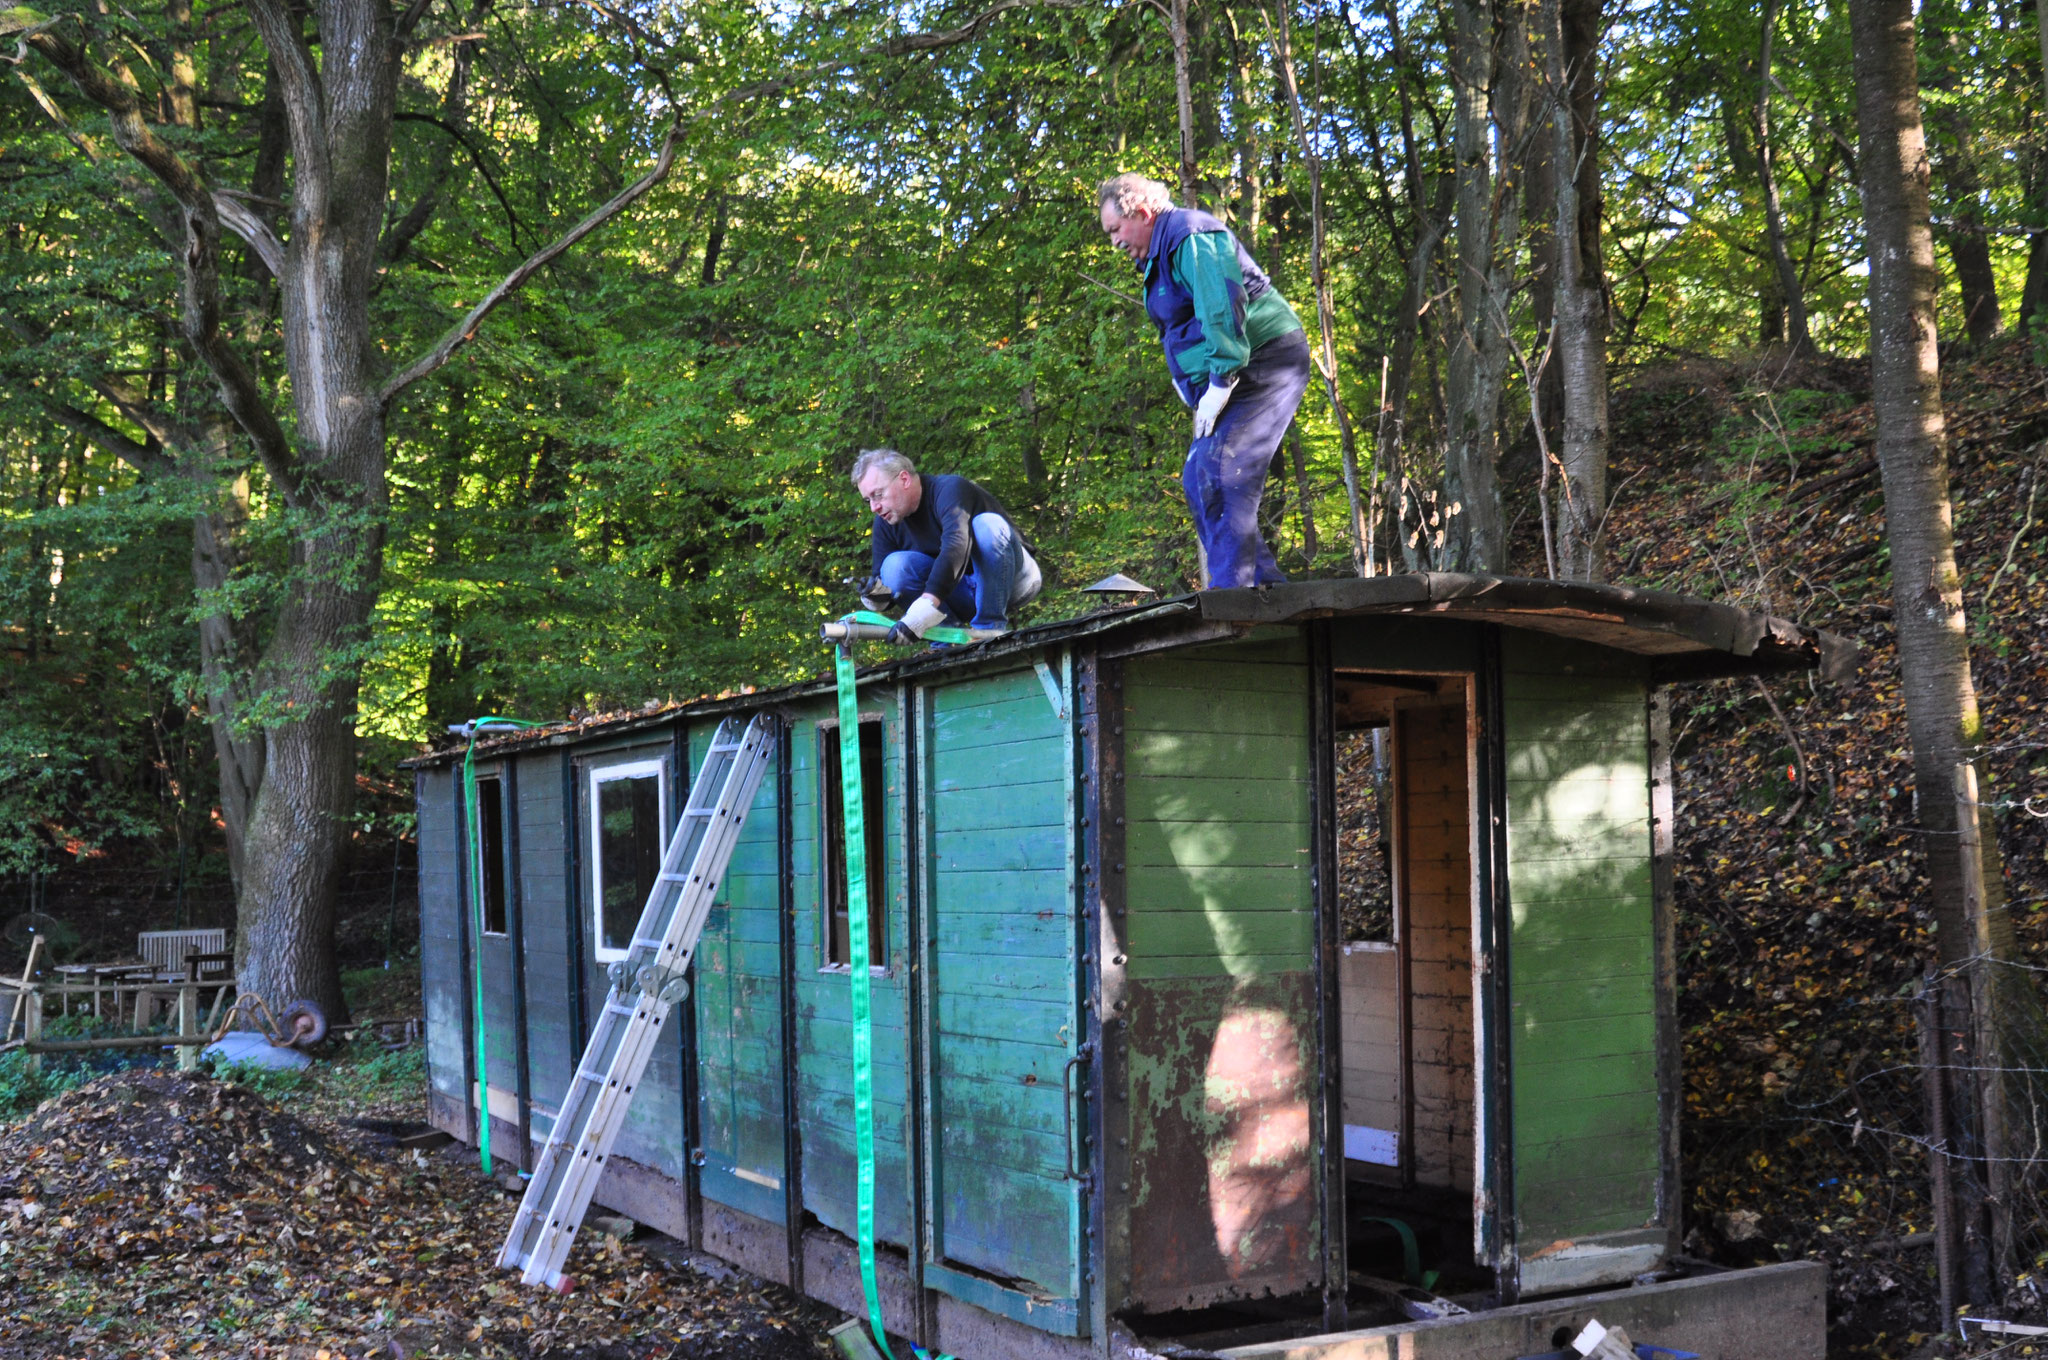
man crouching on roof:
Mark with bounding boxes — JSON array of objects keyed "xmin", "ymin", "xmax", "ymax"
[{"xmin": 852, "ymin": 448, "xmax": 1043, "ymax": 645}]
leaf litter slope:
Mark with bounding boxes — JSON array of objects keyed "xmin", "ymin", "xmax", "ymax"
[
  {"xmin": 0, "ymin": 1068, "xmax": 835, "ymax": 1359},
  {"xmin": 1594, "ymin": 339, "xmax": 2048, "ymax": 1357}
]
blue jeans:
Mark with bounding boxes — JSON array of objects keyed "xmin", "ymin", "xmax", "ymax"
[
  {"xmin": 1181, "ymin": 328, "xmax": 1311, "ymax": 589},
  {"xmin": 878, "ymin": 513, "xmax": 1042, "ymax": 629}
]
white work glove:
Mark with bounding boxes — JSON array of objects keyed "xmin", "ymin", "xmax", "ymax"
[
  {"xmin": 886, "ymin": 593, "xmax": 947, "ymax": 645},
  {"xmin": 1193, "ymin": 379, "xmax": 1235, "ymax": 439}
]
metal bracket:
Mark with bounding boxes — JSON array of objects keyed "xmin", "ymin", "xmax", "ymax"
[
  {"xmin": 637, "ymin": 964, "xmax": 690, "ymax": 1005},
  {"xmin": 1034, "ymin": 653, "xmax": 1067, "ymax": 721}
]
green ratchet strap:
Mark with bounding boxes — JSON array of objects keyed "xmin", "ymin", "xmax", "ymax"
[
  {"xmin": 1359, "ymin": 1215, "xmax": 1437, "ymax": 1291},
  {"xmin": 461, "ymin": 715, "xmax": 542, "ymax": 1175},
  {"xmin": 840, "ymin": 608, "xmax": 974, "ymax": 646},
  {"xmin": 833, "ymin": 644, "xmax": 896, "ymax": 1360},
  {"xmin": 833, "ymin": 630, "xmax": 962, "ymax": 1360}
]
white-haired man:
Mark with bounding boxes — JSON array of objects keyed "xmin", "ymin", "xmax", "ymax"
[
  {"xmin": 1097, "ymin": 172, "xmax": 1309, "ymax": 589},
  {"xmin": 852, "ymin": 448, "xmax": 1041, "ymax": 643}
]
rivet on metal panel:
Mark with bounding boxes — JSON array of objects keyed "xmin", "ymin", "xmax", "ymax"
[
  {"xmin": 1115, "ymin": 815, "xmax": 1125, "ymax": 826},
  {"xmin": 1113, "ymin": 906, "xmax": 1125, "ymax": 917},
  {"xmin": 1116, "ymin": 1137, "xmax": 1127, "ymax": 1148},
  {"xmin": 1112, "ymin": 954, "xmax": 1126, "ymax": 966},
  {"xmin": 1113, "ymin": 771, "xmax": 1123, "ymax": 782},
  {"xmin": 1118, "ymin": 1182, "xmax": 1128, "ymax": 1192},
  {"xmin": 1113, "ymin": 862, "xmax": 1123, "ymax": 873}
]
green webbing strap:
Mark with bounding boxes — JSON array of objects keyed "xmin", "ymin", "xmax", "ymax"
[
  {"xmin": 834, "ymin": 644, "xmax": 896, "ymax": 1360},
  {"xmin": 1359, "ymin": 1215, "xmax": 1436, "ymax": 1291},
  {"xmin": 840, "ymin": 608, "xmax": 974, "ymax": 646},
  {"xmin": 461, "ymin": 715, "xmax": 543, "ymax": 1176},
  {"xmin": 834, "ymin": 623, "xmax": 963, "ymax": 1359}
]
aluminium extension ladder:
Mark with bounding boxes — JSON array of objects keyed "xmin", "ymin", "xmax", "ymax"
[{"xmin": 497, "ymin": 714, "xmax": 774, "ymax": 1289}]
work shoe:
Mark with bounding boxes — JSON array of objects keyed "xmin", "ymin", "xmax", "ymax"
[{"xmin": 966, "ymin": 624, "xmax": 1010, "ymax": 642}]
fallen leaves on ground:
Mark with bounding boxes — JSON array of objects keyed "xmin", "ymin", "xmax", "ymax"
[{"xmin": 0, "ymin": 1068, "xmax": 837, "ymax": 1360}]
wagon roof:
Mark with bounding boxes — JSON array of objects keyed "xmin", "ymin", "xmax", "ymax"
[{"xmin": 402, "ymin": 572, "xmax": 1857, "ymax": 767}]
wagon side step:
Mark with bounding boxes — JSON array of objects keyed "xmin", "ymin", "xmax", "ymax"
[{"xmin": 496, "ymin": 714, "xmax": 775, "ymax": 1290}]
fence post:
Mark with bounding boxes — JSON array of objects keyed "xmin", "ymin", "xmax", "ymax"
[
  {"xmin": 22, "ymin": 981, "xmax": 41, "ymax": 1074},
  {"xmin": 177, "ymin": 978, "xmax": 200, "ymax": 1072}
]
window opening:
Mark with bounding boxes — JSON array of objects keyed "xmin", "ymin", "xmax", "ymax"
[
  {"xmin": 1335, "ymin": 728, "xmax": 1394, "ymax": 945},
  {"xmin": 476, "ymin": 775, "xmax": 509, "ymax": 936},
  {"xmin": 590, "ymin": 760, "xmax": 666, "ymax": 961},
  {"xmin": 822, "ymin": 718, "xmax": 887, "ymax": 968}
]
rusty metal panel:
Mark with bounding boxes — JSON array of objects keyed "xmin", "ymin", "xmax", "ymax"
[{"xmin": 1124, "ymin": 972, "xmax": 1320, "ymax": 1311}]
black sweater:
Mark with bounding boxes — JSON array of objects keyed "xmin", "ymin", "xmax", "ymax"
[{"xmin": 869, "ymin": 474, "xmax": 1028, "ymax": 600}]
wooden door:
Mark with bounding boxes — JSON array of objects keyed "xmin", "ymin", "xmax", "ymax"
[{"xmin": 917, "ymin": 662, "xmax": 1088, "ymax": 1335}]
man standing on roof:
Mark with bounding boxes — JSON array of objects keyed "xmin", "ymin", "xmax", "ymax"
[
  {"xmin": 1098, "ymin": 172, "xmax": 1310, "ymax": 589},
  {"xmin": 852, "ymin": 448, "xmax": 1042, "ymax": 644}
]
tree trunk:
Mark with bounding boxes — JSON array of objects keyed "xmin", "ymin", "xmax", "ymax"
[
  {"xmin": 1849, "ymin": 0, "xmax": 2010, "ymax": 1303},
  {"xmin": 1170, "ymin": 0, "xmax": 1201, "ymax": 205},
  {"xmin": 1757, "ymin": 0, "xmax": 1816, "ymax": 358},
  {"xmin": 1549, "ymin": 0, "xmax": 1609, "ymax": 581},
  {"xmin": 1923, "ymin": 1, "xmax": 2002, "ymax": 346},
  {"xmin": 1269, "ymin": 0, "xmax": 1368, "ymax": 575},
  {"xmin": 1442, "ymin": 0, "xmax": 1521, "ymax": 573}
]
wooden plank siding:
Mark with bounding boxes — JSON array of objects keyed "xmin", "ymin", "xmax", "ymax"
[
  {"xmin": 923, "ymin": 666, "xmax": 1083, "ymax": 1304},
  {"xmin": 1501, "ymin": 632, "xmax": 1659, "ymax": 1250},
  {"xmin": 514, "ymin": 755, "xmax": 574, "ymax": 1139},
  {"xmin": 1120, "ymin": 635, "xmax": 1321, "ymax": 1311},
  {"xmin": 1396, "ymin": 702, "xmax": 1475, "ymax": 1192},
  {"xmin": 689, "ymin": 723, "xmax": 788, "ymax": 1223},
  {"xmin": 418, "ymin": 767, "xmax": 467, "ymax": 1110},
  {"xmin": 792, "ymin": 694, "xmax": 916, "ymax": 1253}
]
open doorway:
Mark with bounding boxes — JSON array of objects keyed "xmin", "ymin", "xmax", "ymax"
[{"xmin": 1332, "ymin": 672, "xmax": 1486, "ymax": 1300}]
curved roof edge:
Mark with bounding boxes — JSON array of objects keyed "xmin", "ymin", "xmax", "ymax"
[
  {"xmin": 403, "ymin": 573, "xmax": 1857, "ymax": 768},
  {"xmin": 1201, "ymin": 572, "xmax": 1859, "ymax": 683}
]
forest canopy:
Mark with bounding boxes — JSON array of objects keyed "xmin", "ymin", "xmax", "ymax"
[{"xmin": 0, "ymin": 0, "xmax": 2036, "ymax": 871}]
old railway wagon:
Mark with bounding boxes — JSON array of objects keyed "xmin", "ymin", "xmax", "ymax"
[{"xmin": 410, "ymin": 574, "xmax": 1848, "ymax": 1359}]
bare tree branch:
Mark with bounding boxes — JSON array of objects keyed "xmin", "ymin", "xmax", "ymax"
[{"xmin": 15, "ymin": 10, "xmax": 305, "ymax": 505}]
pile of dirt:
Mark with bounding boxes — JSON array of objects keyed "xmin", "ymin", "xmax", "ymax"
[{"xmin": 0, "ymin": 1069, "xmax": 836, "ymax": 1360}]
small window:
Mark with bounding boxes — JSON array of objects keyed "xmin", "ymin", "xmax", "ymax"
[
  {"xmin": 475, "ymin": 775, "xmax": 509, "ymax": 936},
  {"xmin": 590, "ymin": 759, "xmax": 667, "ymax": 961},
  {"xmin": 821, "ymin": 719, "xmax": 887, "ymax": 968}
]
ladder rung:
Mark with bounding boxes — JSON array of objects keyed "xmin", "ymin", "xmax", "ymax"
[
  {"xmin": 629, "ymin": 936, "xmax": 672, "ymax": 952},
  {"xmin": 657, "ymin": 871, "xmax": 693, "ymax": 883},
  {"xmin": 603, "ymin": 999, "xmax": 640, "ymax": 1017}
]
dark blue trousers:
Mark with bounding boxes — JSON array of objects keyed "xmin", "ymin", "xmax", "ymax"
[{"xmin": 1179, "ymin": 329, "xmax": 1312, "ymax": 589}]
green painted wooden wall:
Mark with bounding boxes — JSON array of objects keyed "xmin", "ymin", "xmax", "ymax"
[
  {"xmin": 1501, "ymin": 631, "xmax": 1658, "ymax": 1249},
  {"xmin": 418, "ymin": 767, "xmax": 467, "ymax": 1112},
  {"xmin": 792, "ymin": 694, "xmax": 914, "ymax": 1251},
  {"xmin": 922, "ymin": 665, "xmax": 1084, "ymax": 1305},
  {"xmin": 689, "ymin": 723, "xmax": 788, "ymax": 1222},
  {"xmin": 1120, "ymin": 633, "xmax": 1320, "ymax": 1310},
  {"xmin": 516, "ymin": 754, "xmax": 573, "ymax": 1135}
]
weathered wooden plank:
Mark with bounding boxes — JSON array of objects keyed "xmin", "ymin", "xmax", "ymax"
[
  {"xmin": 1508, "ymin": 1009, "xmax": 1657, "ymax": 1060},
  {"xmin": 1508, "ymin": 858, "xmax": 1655, "ymax": 905},
  {"xmin": 931, "ymin": 740, "xmax": 1061, "ymax": 791},
  {"xmin": 1124, "ymin": 777, "xmax": 1310, "ymax": 825},
  {"xmin": 1126, "ymin": 863, "xmax": 1311, "ymax": 914},
  {"xmin": 1127, "ymin": 908, "xmax": 1312, "ymax": 961},
  {"xmin": 1507, "ymin": 820, "xmax": 1651, "ymax": 861},
  {"xmin": 1122, "ymin": 658, "xmax": 1311, "ymax": 695},
  {"xmin": 929, "ymin": 907, "xmax": 1073, "ymax": 958},
  {"xmin": 1511, "ymin": 933, "xmax": 1654, "ymax": 984},
  {"xmin": 1127, "ymin": 731, "xmax": 1311, "ymax": 781},
  {"xmin": 930, "ymin": 825, "xmax": 1068, "ymax": 873},
  {"xmin": 1513, "ymin": 1049, "xmax": 1658, "ymax": 1101},
  {"xmin": 933, "ymin": 778, "xmax": 1066, "ymax": 833},
  {"xmin": 931, "ymin": 691, "xmax": 1065, "ymax": 746},
  {"xmin": 1127, "ymin": 687, "xmax": 1308, "ymax": 737},
  {"xmin": 1126, "ymin": 819, "xmax": 1311, "ymax": 869},
  {"xmin": 1505, "ymin": 743, "xmax": 1652, "ymax": 782},
  {"xmin": 1126, "ymin": 953, "xmax": 1309, "ymax": 981},
  {"xmin": 1513, "ymin": 1088, "xmax": 1658, "ymax": 1147}
]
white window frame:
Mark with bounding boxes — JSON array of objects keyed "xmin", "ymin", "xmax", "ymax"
[
  {"xmin": 588, "ymin": 756, "xmax": 669, "ymax": 963},
  {"xmin": 474, "ymin": 772, "xmax": 511, "ymax": 938}
]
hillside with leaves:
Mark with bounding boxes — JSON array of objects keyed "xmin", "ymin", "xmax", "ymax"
[{"xmin": 1575, "ymin": 338, "xmax": 2048, "ymax": 1355}]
